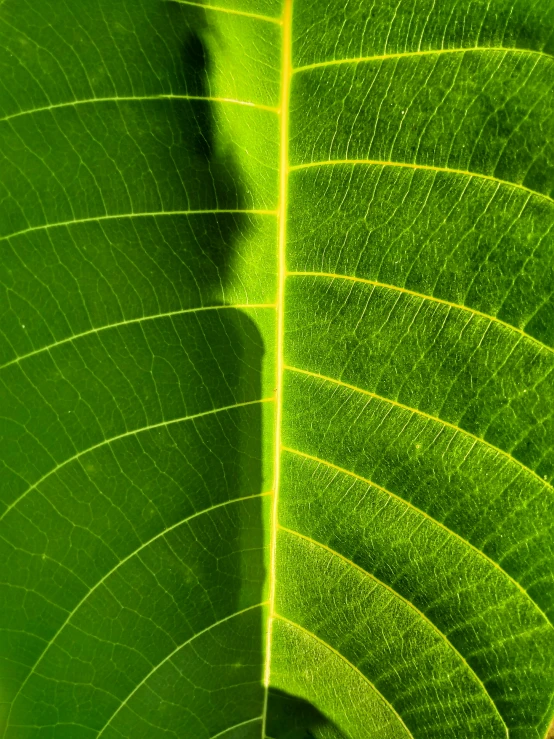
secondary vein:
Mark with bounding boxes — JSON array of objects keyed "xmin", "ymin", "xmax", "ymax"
[
  {"xmin": 284, "ymin": 365, "xmax": 554, "ymax": 493},
  {"xmin": 0, "ymin": 303, "xmax": 276, "ymax": 372},
  {"xmin": 274, "ymin": 614, "xmax": 416, "ymax": 738},
  {"xmin": 289, "ymin": 159, "xmax": 554, "ymax": 206},
  {"xmin": 281, "ymin": 445, "xmax": 551, "ymax": 625},
  {"xmin": 288, "ymin": 270, "xmax": 554, "ymax": 357},
  {"xmin": 0, "ymin": 398, "xmax": 274, "ymax": 523},
  {"xmin": 97, "ymin": 603, "xmax": 268, "ymax": 737},
  {"xmin": 0, "ymin": 209, "xmax": 278, "ymax": 245},
  {"xmin": 0, "ymin": 95, "xmax": 280, "ymax": 125},
  {"xmin": 170, "ymin": 0, "xmax": 282, "ymax": 25},
  {"xmin": 292, "ymin": 45, "xmax": 554, "ymax": 74},
  {"xmin": 5, "ymin": 498, "xmax": 271, "ymax": 734},
  {"xmin": 279, "ymin": 529, "xmax": 507, "ymax": 735}
]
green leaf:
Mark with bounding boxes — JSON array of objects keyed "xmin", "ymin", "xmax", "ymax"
[{"xmin": 0, "ymin": 1, "xmax": 553, "ymax": 738}]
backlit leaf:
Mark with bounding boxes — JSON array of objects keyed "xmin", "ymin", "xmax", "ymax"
[{"xmin": 0, "ymin": 1, "xmax": 553, "ymax": 738}]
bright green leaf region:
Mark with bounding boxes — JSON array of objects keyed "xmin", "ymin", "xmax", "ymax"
[{"xmin": 0, "ymin": 0, "xmax": 553, "ymax": 737}]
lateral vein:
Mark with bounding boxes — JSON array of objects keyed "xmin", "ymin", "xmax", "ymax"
[
  {"xmin": 209, "ymin": 717, "xmax": 264, "ymax": 739},
  {"xmin": 289, "ymin": 271, "xmax": 554, "ymax": 357},
  {"xmin": 0, "ymin": 399, "xmax": 274, "ymax": 522},
  {"xmin": 279, "ymin": 529, "xmax": 508, "ymax": 735},
  {"xmin": 0, "ymin": 95, "xmax": 280, "ymax": 125},
  {"xmin": 96, "ymin": 603, "xmax": 269, "ymax": 737},
  {"xmin": 5, "ymin": 498, "xmax": 271, "ymax": 732},
  {"xmin": 284, "ymin": 365, "xmax": 554, "ymax": 493},
  {"xmin": 274, "ymin": 614, "xmax": 416, "ymax": 739},
  {"xmin": 170, "ymin": 0, "xmax": 282, "ymax": 24},
  {"xmin": 0, "ymin": 303, "xmax": 276, "ymax": 372},
  {"xmin": 289, "ymin": 159, "xmax": 554, "ymax": 206},
  {"xmin": 282, "ymin": 445, "xmax": 551, "ymax": 626},
  {"xmin": 293, "ymin": 45, "xmax": 554, "ymax": 74},
  {"xmin": 0, "ymin": 209, "xmax": 278, "ymax": 245}
]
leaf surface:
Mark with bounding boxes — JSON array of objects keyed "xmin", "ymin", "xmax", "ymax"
[{"xmin": 0, "ymin": 1, "xmax": 553, "ymax": 738}]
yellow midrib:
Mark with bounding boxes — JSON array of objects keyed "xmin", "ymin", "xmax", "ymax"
[{"xmin": 262, "ymin": 0, "xmax": 293, "ymax": 734}]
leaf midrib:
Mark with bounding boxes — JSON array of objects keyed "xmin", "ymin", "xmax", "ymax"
[{"xmin": 262, "ymin": 0, "xmax": 292, "ymax": 734}]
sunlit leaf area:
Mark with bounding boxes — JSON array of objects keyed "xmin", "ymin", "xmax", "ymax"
[{"xmin": 0, "ymin": 0, "xmax": 553, "ymax": 737}]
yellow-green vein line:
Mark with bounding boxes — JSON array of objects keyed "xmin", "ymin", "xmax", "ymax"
[
  {"xmin": 280, "ymin": 528, "xmax": 508, "ymax": 736},
  {"xmin": 274, "ymin": 614, "xmax": 415, "ymax": 738},
  {"xmin": 289, "ymin": 159, "xmax": 554, "ymax": 206},
  {"xmin": 293, "ymin": 45, "xmax": 554, "ymax": 74},
  {"xmin": 262, "ymin": 0, "xmax": 292, "ymax": 735},
  {"xmin": 0, "ymin": 95, "xmax": 280, "ymax": 125},
  {"xmin": 282, "ymin": 445, "xmax": 551, "ymax": 626},
  {"xmin": 289, "ymin": 270, "xmax": 554, "ymax": 357},
  {"xmin": 0, "ymin": 209, "xmax": 278, "ymax": 245},
  {"xmin": 0, "ymin": 398, "xmax": 274, "ymax": 522},
  {"xmin": 171, "ymin": 0, "xmax": 282, "ymax": 24},
  {"xmin": 5, "ymin": 496, "xmax": 271, "ymax": 733},
  {"xmin": 96, "ymin": 602, "xmax": 269, "ymax": 737},
  {"xmin": 284, "ymin": 365, "xmax": 554, "ymax": 493},
  {"xmin": 210, "ymin": 717, "xmax": 263, "ymax": 739},
  {"xmin": 0, "ymin": 303, "xmax": 276, "ymax": 372}
]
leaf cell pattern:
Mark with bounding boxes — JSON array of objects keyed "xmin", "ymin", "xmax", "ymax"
[{"xmin": 0, "ymin": 1, "xmax": 553, "ymax": 738}]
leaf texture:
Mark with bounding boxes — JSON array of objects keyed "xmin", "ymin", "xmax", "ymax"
[{"xmin": 0, "ymin": 1, "xmax": 553, "ymax": 738}]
